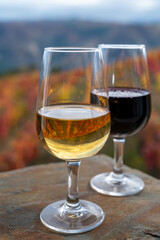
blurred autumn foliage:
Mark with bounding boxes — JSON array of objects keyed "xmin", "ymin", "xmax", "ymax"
[
  {"xmin": 0, "ymin": 71, "xmax": 39, "ymax": 171},
  {"xmin": 0, "ymin": 48, "xmax": 160, "ymax": 177},
  {"xmin": 139, "ymin": 49, "xmax": 160, "ymax": 177}
]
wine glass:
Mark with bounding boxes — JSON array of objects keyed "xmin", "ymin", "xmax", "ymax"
[
  {"xmin": 90, "ymin": 44, "xmax": 151, "ymax": 196},
  {"xmin": 36, "ymin": 47, "xmax": 111, "ymax": 233}
]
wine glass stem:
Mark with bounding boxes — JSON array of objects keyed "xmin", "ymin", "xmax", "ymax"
[
  {"xmin": 66, "ymin": 161, "xmax": 81, "ymax": 207},
  {"xmin": 113, "ymin": 138, "xmax": 125, "ymax": 175}
]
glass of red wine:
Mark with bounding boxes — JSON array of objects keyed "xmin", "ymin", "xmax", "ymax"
[{"xmin": 90, "ymin": 44, "xmax": 151, "ymax": 196}]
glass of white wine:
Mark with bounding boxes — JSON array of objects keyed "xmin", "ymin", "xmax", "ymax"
[{"xmin": 36, "ymin": 47, "xmax": 111, "ymax": 234}]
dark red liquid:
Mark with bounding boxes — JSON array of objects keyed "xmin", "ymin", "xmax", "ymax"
[
  {"xmin": 109, "ymin": 88, "xmax": 151, "ymax": 137},
  {"xmin": 91, "ymin": 87, "xmax": 151, "ymax": 138}
]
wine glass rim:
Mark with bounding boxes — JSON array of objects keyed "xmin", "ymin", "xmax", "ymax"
[
  {"xmin": 44, "ymin": 47, "xmax": 99, "ymax": 52},
  {"xmin": 98, "ymin": 44, "xmax": 146, "ymax": 49}
]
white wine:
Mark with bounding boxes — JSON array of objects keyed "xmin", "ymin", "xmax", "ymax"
[{"xmin": 36, "ymin": 104, "xmax": 110, "ymax": 160}]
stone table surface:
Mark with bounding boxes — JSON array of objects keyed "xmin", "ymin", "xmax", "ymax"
[{"xmin": 0, "ymin": 154, "xmax": 160, "ymax": 240}]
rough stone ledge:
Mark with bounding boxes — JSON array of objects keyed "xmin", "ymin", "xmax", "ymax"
[{"xmin": 0, "ymin": 154, "xmax": 159, "ymax": 240}]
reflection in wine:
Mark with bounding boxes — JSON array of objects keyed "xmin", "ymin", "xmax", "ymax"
[{"xmin": 36, "ymin": 104, "xmax": 110, "ymax": 160}]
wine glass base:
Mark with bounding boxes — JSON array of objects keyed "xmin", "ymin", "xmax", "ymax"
[
  {"xmin": 90, "ymin": 172, "xmax": 144, "ymax": 197},
  {"xmin": 40, "ymin": 200, "xmax": 105, "ymax": 234}
]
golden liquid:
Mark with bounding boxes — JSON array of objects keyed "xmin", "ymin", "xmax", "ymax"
[{"xmin": 36, "ymin": 104, "xmax": 110, "ymax": 160}]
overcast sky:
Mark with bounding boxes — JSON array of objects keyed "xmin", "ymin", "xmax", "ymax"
[{"xmin": 0, "ymin": 0, "xmax": 160, "ymax": 23}]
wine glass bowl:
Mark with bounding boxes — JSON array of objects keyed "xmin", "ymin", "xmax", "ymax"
[
  {"xmin": 90, "ymin": 44, "xmax": 151, "ymax": 196},
  {"xmin": 36, "ymin": 47, "xmax": 110, "ymax": 233}
]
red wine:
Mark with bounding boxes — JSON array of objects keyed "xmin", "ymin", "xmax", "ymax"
[{"xmin": 91, "ymin": 88, "xmax": 151, "ymax": 138}]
